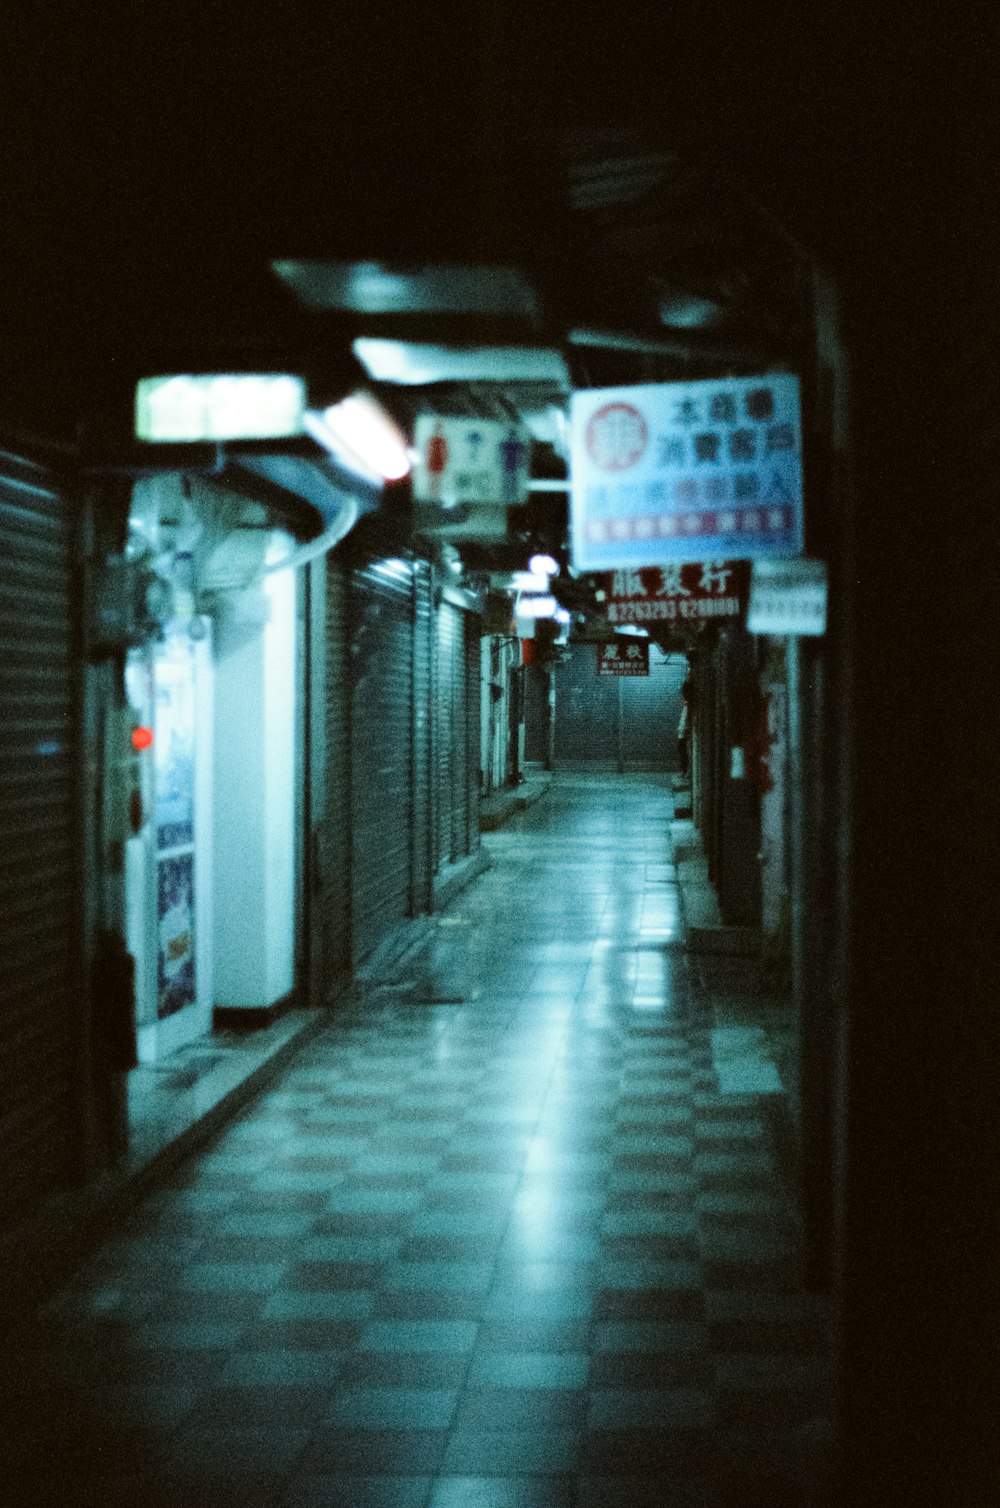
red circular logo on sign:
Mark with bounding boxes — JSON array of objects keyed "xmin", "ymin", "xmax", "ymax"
[{"xmin": 585, "ymin": 402, "xmax": 649, "ymax": 472}]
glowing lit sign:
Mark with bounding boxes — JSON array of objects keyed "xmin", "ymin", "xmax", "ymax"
[
  {"xmin": 569, "ymin": 375, "xmax": 804, "ymax": 569},
  {"xmin": 135, "ymin": 374, "xmax": 306, "ymax": 443}
]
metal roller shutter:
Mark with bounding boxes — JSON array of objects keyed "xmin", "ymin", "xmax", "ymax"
[
  {"xmin": 350, "ymin": 557, "xmax": 414, "ymax": 964},
  {"xmin": 411, "ymin": 561, "xmax": 433, "ymax": 914},
  {"xmin": 620, "ymin": 649, "xmax": 686, "ymax": 770},
  {"xmin": 554, "ymin": 643, "xmax": 619, "ymax": 764},
  {"xmin": 323, "ymin": 556, "xmax": 352, "ymax": 982},
  {"xmin": 449, "ymin": 606, "xmax": 467, "ymax": 860},
  {"xmin": 0, "ymin": 451, "xmax": 82, "ymax": 1223},
  {"xmin": 436, "ymin": 603, "xmax": 459, "ymax": 868},
  {"xmin": 464, "ymin": 611, "xmax": 481, "ymax": 857}
]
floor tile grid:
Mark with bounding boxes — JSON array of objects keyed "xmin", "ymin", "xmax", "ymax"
[{"xmin": 2, "ymin": 775, "xmax": 831, "ymax": 1506}]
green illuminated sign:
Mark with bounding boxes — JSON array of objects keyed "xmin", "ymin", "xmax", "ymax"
[{"xmin": 135, "ymin": 374, "xmax": 306, "ymax": 443}]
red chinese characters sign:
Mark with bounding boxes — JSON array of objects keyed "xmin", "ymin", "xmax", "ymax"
[
  {"xmin": 604, "ymin": 561, "xmax": 749, "ymax": 626},
  {"xmin": 598, "ymin": 640, "xmax": 650, "ymax": 677}
]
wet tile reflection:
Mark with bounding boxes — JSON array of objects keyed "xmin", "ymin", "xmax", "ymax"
[{"xmin": 2, "ymin": 775, "xmax": 831, "ymax": 1506}]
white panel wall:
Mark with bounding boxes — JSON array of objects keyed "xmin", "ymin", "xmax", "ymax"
[{"xmin": 212, "ymin": 553, "xmax": 297, "ymax": 1009}]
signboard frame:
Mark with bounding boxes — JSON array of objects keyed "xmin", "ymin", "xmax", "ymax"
[
  {"xmin": 603, "ymin": 561, "xmax": 749, "ymax": 628},
  {"xmin": 570, "ymin": 374, "xmax": 805, "ymax": 570},
  {"xmin": 747, "ymin": 558, "xmax": 828, "ymax": 637}
]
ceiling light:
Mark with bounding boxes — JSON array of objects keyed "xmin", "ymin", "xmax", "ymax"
[
  {"xmin": 658, "ymin": 293, "xmax": 726, "ymax": 330},
  {"xmin": 304, "ymin": 394, "xmax": 411, "ymax": 482},
  {"xmin": 353, "ymin": 340, "xmax": 570, "ymax": 387},
  {"xmin": 512, "ymin": 571, "xmax": 550, "ymax": 593},
  {"xmin": 515, "ymin": 595, "xmax": 558, "ymax": 619},
  {"xmin": 273, "ymin": 261, "xmax": 539, "ymax": 317}
]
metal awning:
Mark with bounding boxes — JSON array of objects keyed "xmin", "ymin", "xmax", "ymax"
[{"xmin": 226, "ymin": 451, "xmax": 382, "ymax": 542}]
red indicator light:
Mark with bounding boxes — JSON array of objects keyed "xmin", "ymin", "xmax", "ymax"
[{"xmin": 132, "ymin": 725, "xmax": 154, "ymax": 751}]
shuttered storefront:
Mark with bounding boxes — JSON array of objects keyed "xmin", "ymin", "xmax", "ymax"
[
  {"xmin": 350, "ymin": 557, "xmax": 415, "ymax": 965},
  {"xmin": 464, "ymin": 610, "xmax": 481, "ymax": 858},
  {"xmin": 620, "ymin": 650, "xmax": 687, "ymax": 769},
  {"xmin": 434, "ymin": 597, "xmax": 481, "ymax": 872},
  {"xmin": 435, "ymin": 601, "xmax": 463, "ymax": 868},
  {"xmin": 322, "ymin": 555, "xmax": 353, "ymax": 983},
  {"xmin": 554, "ymin": 643, "xmax": 619, "ymax": 765},
  {"xmin": 411, "ymin": 561, "xmax": 434, "ymax": 915},
  {"xmin": 0, "ymin": 451, "xmax": 82, "ymax": 1223}
]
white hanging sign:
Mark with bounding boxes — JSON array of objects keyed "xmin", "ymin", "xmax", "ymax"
[
  {"xmin": 747, "ymin": 557, "xmax": 827, "ymax": 636},
  {"xmin": 412, "ymin": 416, "xmax": 531, "ymax": 507},
  {"xmin": 569, "ymin": 374, "xmax": 804, "ymax": 570}
]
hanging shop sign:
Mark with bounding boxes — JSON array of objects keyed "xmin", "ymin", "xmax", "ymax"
[
  {"xmin": 412, "ymin": 415, "xmax": 531, "ymax": 507},
  {"xmin": 135, "ymin": 374, "xmax": 306, "ymax": 443},
  {"xmin": 747, "ymin": 557, "xmax": 827, "ymax": 636},
  {"xmin": 569, "ymin": 375, "xmax": 804, "ymax": 571},
  {"xmin": 598, "ymin": 639, "xmax": 650, "ymax": 676},
  {"xmin": 604, "ymin": 561, "xmax": 749, "ymax": 626}
]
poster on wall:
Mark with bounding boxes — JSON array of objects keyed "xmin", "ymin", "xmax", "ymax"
[
  {"xmin": 157, "ymin": 851, "xmax": 196, "ymax": 1019},
  {"xmin": 154, "ymin": 635, "xmax": 197, "ymax": 851},
  {"xmin": 570, "ymin": 374, "xmax": 804, "ymax": 570}
]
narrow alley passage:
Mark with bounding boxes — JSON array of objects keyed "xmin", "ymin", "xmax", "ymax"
[{"xmin": 3, "ymin": 775, "xmax": 832, "ymax": 1508}]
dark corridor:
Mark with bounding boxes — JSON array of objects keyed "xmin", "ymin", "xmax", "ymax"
[{"xmin": 3, "ymin": 775, "xmax": 833, "ymax": 1507}]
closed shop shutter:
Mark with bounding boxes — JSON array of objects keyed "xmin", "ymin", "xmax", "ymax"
[
  {"xmin": 449, "ymin": 607, "xmax": 467, "ymax": 860},
  {"xmin": 350, "ymin": 557, "xmax": 414, "ymax": 965},
  {"xmin": 322, "ymin": 556, "xmax": 352, "ymax": 982},
  {"xmin": 0, "ymin": 451, "xmax": 82, "ymax": 1223},
  {"xmin": 434, "ymin": 601, "xmax": 481, "ymax": 867},
  {"xmin": 620, "ymin": 648, "xmax": 687, "ymax": 769},
  {"xmin": 436, "ymin": 603, "xmax": 459, "ymax": 868},
  {"xmin": 464, "ymin": 611, "xmax": 481, "ymax": 857},
  {"xmin": 411, "ymin": 561, "xmax": 433, "ymax": 914},
  {"xmin": 554, "ymin": 643, "xmax": 619, "ymax": 764}
]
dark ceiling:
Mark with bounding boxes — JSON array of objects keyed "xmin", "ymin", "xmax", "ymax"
[
  {"xmin": 1, "ymin": 4, "xmax": 982, "ymax": 461},
  {"xmin": 0, "ymin": 6, "xmax": 838, "ymax": 445}
]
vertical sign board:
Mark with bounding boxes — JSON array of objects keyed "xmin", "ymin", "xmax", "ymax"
[
  {"xmin": 598, "ymin": 640, "xmax": 650, "ymax": 676},
  {"xmin": 569, "ymin": 375, "xmax": 804, "ymax": 570}
]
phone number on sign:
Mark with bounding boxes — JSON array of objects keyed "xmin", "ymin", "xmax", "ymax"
[{"xmin": 607, "ymin": 597, "xmax": 741, "ymax": 623}]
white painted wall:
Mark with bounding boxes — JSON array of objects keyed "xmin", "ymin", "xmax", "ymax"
[{"xmin": 212, "ymin": 545, "xmax": 298, "ymax": 1008}]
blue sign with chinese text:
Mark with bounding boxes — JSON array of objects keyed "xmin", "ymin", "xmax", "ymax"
[{"xmin": 569, "ymin": 375, "xmax": 804, "ymax": 570}]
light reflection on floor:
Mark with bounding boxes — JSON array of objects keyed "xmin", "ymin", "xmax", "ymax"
[{"xmin": 3, "ymin": 773, "xmax": 832, "ymax": 1507}]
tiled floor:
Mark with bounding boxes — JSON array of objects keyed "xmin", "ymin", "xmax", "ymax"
[{"xmin": 1, "ymin": 774, "xmax": 834, "ymax": 1507}]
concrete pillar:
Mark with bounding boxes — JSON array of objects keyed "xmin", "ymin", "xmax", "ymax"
[{"xmin": 212, "ymin": 567, "xmax": 297, "ymax": 1010}]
